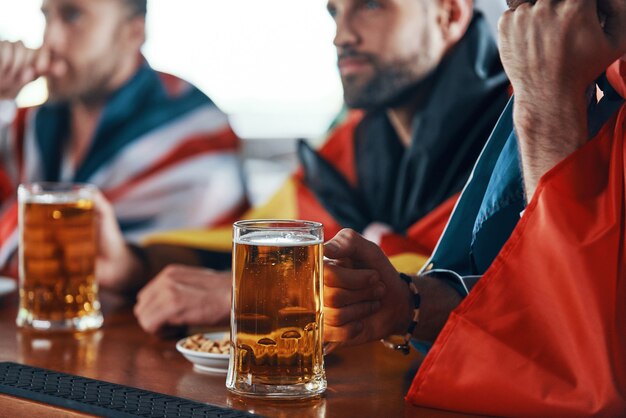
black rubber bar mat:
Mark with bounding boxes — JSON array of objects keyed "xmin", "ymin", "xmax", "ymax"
[{"xmin": 0, "ymin": 362, "xmax": 263, "ymax": 418}]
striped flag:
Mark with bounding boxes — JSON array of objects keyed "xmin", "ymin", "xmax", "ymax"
[{"xmin": 0, "ymin": 63, "xmax": 247, "ymax": 274}]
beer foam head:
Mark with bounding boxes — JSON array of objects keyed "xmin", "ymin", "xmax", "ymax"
[
  {"xmin": 23, "ymin": 192, "xmax": 91, "ymax": 205},
  {"xmin": 18, "ymin": 183, "xmax": 96, "ymax": 204},
  {"xmin": 235, "ymin": 231, "xmax": 323, "ymax": 246}
]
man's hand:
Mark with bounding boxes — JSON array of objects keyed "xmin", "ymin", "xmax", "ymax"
[
  {"xmin": 324, "ymin": 229, "xmax": 463, "ymax": 350},
  {"xmin": 134, "ymin": 265, "xmax": 231, "ymax": 335},
  {"xmin": 0, "ymin": 41, "xmax": 49, "ymax": 100},
  {"xmin": 93, "ymin": 191, "xmax": 145, "ymax": 293},
  {"xmin": 501, "ymin": 0, "xmax": 626, "ymax": 100},
  {"xmin": 323, "ymin": 229, "xmax": 413, "ymax": 348},
  {"xmin": 499, "ymin": 0, "xmax": 626, "ymax": 198}
]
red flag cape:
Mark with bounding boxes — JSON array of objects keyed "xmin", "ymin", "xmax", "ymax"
[{"xmin": 406, "ymin": 66, "xmax": 626, "ymax": 416}]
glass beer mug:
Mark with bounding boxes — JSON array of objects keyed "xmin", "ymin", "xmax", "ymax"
[
  {"xmin": 227, "ymin": 220, "xmax": 326, "ymax": 399},
  {"xmin": 16, "ymin": 183, "xmax": 103, "ymax": 331}
]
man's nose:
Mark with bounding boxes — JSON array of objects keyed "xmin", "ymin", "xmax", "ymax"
[
  {"xmin": 333, "ymin": 14, "xmax": 359, "ymax": 49},
  {"xmin": 42, "ymin": 20, "xmax": 66, "ymax": 52}
]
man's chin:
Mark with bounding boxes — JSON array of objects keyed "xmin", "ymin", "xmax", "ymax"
[
  {"xmin": 343, "ymin": 82, "xmax": 424, "ymax": 112},
  {"xmin": 46, "ymin": 82, "xmax": 67, "ymax": 102},
  {"xmin": 341, "ymin": 79, "xmax": 380, "ymax": 110},
  {"xmin": 343, "ymin": 94, "xmax": 388, "ymax": 112},
  {"xmin": 46, "ymin": 84, "xmax": 84, "ymax": 104},
  {"xmin": 46, "ymin": 91, "xmax": 71, "ymax": 104}
]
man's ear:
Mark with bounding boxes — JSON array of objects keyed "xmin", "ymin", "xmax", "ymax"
[
  {"xmin": 437, "ymin": 0, "xmax": 473, "ymax": 46},
  {"xmin": 125, "ymin": 16, "xmax": 146, "ymax": 50}
]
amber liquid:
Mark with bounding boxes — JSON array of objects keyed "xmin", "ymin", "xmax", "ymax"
[
  {"xmin": 231, "ymin": 236, "xmax": 324, "ymax": 386},
  {"xmin": 19, "ymin": 199, "xmax": 99, "ymax": 323}
]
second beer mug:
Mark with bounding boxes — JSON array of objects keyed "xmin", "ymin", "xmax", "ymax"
[
  {"xmin": 227, "ymin": 220, "xmax": 326, "ymax": 399},
  {"xmin": 16, "ymin": 182, "xmax": 103, "ymax": 331}
]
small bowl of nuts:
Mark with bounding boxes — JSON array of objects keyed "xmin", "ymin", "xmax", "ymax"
[{"xmin": 176, "ymin": 332, "xmax": 230, "ymax": 374}]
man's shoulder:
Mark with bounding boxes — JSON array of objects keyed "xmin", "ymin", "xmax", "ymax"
[
  {"xmin": 155, "ymin": 71, "xmax": 198, "ymax": 99},
  {"xmin": 151, "ymin": 70, "xmax": 221, "ymax": 111},
  {"xmin": 134, "ymin": 69, "xmax": 231, "ymax": 133}
]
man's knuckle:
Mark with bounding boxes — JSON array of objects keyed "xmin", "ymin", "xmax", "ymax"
[
  {"xmin": 323, "ymin": 326, "xmax": 340, "ymax": 342},
  {"xmin": 136, "ymin": 314, "xmax": 149, "ymax": 328},
  {"xmin": 324, "ymin": 312, "xmax": 341, "ymax": 327},
  {"xmin": 341, "ymin": 228, "xmax": 359, "ymax": 241},
  {"xmin": 161, "ymin": 265, "xmax": 175, "ymax": 275},
  {"xmin": 367, "ymin": 270, "xmax": 380, "ymax": 283},
  {"xmin": 327, "ymin": 292, "xmax": 347, "ymax": 308},
  {"xmin": 135, "ymin": 289, "xmax": 147, "ymax": 302},
  {"xmin": 323, "ymin": 266, "xmax": 337, "ymax": 283},
  {"xmin": 498, "ymin": 13, "xmax": 511, "ymax": 31}
]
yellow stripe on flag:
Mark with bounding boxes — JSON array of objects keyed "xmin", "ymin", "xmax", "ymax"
[
  {"xmin": 389, "ymin": 252, "xmax": 429, "ymax": 275},
  {"xmin": 143, "ymin": 178, "xmax": 299, "ymax": 251}
]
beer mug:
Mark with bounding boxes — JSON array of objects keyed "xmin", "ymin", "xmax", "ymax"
[
  {"xmin": 227, "ymin": 220, "xmax": 326, "ymax": 399},
  {"xmin": 16, "ymin": 183, "xmax": 103, "ymax": 331}
]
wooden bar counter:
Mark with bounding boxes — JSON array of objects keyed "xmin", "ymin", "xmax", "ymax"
[{"xmin": 0, "ymin": 289, "xmax": 478, "ymax": 418}]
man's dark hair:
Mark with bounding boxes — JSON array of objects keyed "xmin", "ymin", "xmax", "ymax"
[{"xmin": 123, "ymin": 0, "xmax": 147, "ymax": 18}]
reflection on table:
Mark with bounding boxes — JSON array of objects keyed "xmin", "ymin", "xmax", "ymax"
[{"xmin": 0, "ymin": 289, "xmax": 474, "ymax": 418}]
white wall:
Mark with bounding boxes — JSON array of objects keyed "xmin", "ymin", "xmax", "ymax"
[
  {"xmin": 143, "ymin": 1, "xmax": 342, "ymax": 140},
  {"xmin": 0, "ymin": 0, "xmax": 342, "ymax": 140}
]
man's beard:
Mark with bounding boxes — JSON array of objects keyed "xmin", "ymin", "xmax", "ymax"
[
  {"xmin": 47, "ymin": 65, "xmax": 117, "ymax": 106},
  {"xmin": 341, "ymin": 53, "xmax": 434, "ymax": 111},
  {"xmin": 46, "ymin": 46, "xmax": 124, "ymax": 106}
]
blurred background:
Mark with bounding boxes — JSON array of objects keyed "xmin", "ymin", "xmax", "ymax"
[{"xmin": 0, "ymin": 0, "xmax": 508, "ymax": 205}]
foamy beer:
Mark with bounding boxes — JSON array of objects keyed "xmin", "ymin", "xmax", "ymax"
[
  {"xmin": 227, "ymin": 220, "xmax": 326, "ymax": 398},
  {"xmin": 16, "ymin": 183, "xmax": 103, "ymax": 331}
]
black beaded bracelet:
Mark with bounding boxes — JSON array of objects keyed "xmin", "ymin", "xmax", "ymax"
[{"xmin": 380, "ymin": 273, "xmax": 421, "ymax": 355}]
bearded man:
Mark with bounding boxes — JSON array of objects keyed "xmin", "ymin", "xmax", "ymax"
[{"xmin": 294, "ymin": 0, "xmax": 509, "ymax": 267}]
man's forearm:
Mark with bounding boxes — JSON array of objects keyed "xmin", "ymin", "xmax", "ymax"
[{"xmin": 513, "ymin": 93, "xmax": 588, "ymax": 200}]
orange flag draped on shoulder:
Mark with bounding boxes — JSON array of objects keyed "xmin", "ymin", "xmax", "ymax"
[{"xmin": 406, "ymin": 65, "xmax": 626, "ymax": 416}]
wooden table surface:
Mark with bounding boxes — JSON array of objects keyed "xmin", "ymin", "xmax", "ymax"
[{"xmin": 0, "ymin": 289, "xmax": 481, "ymax": 418}]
